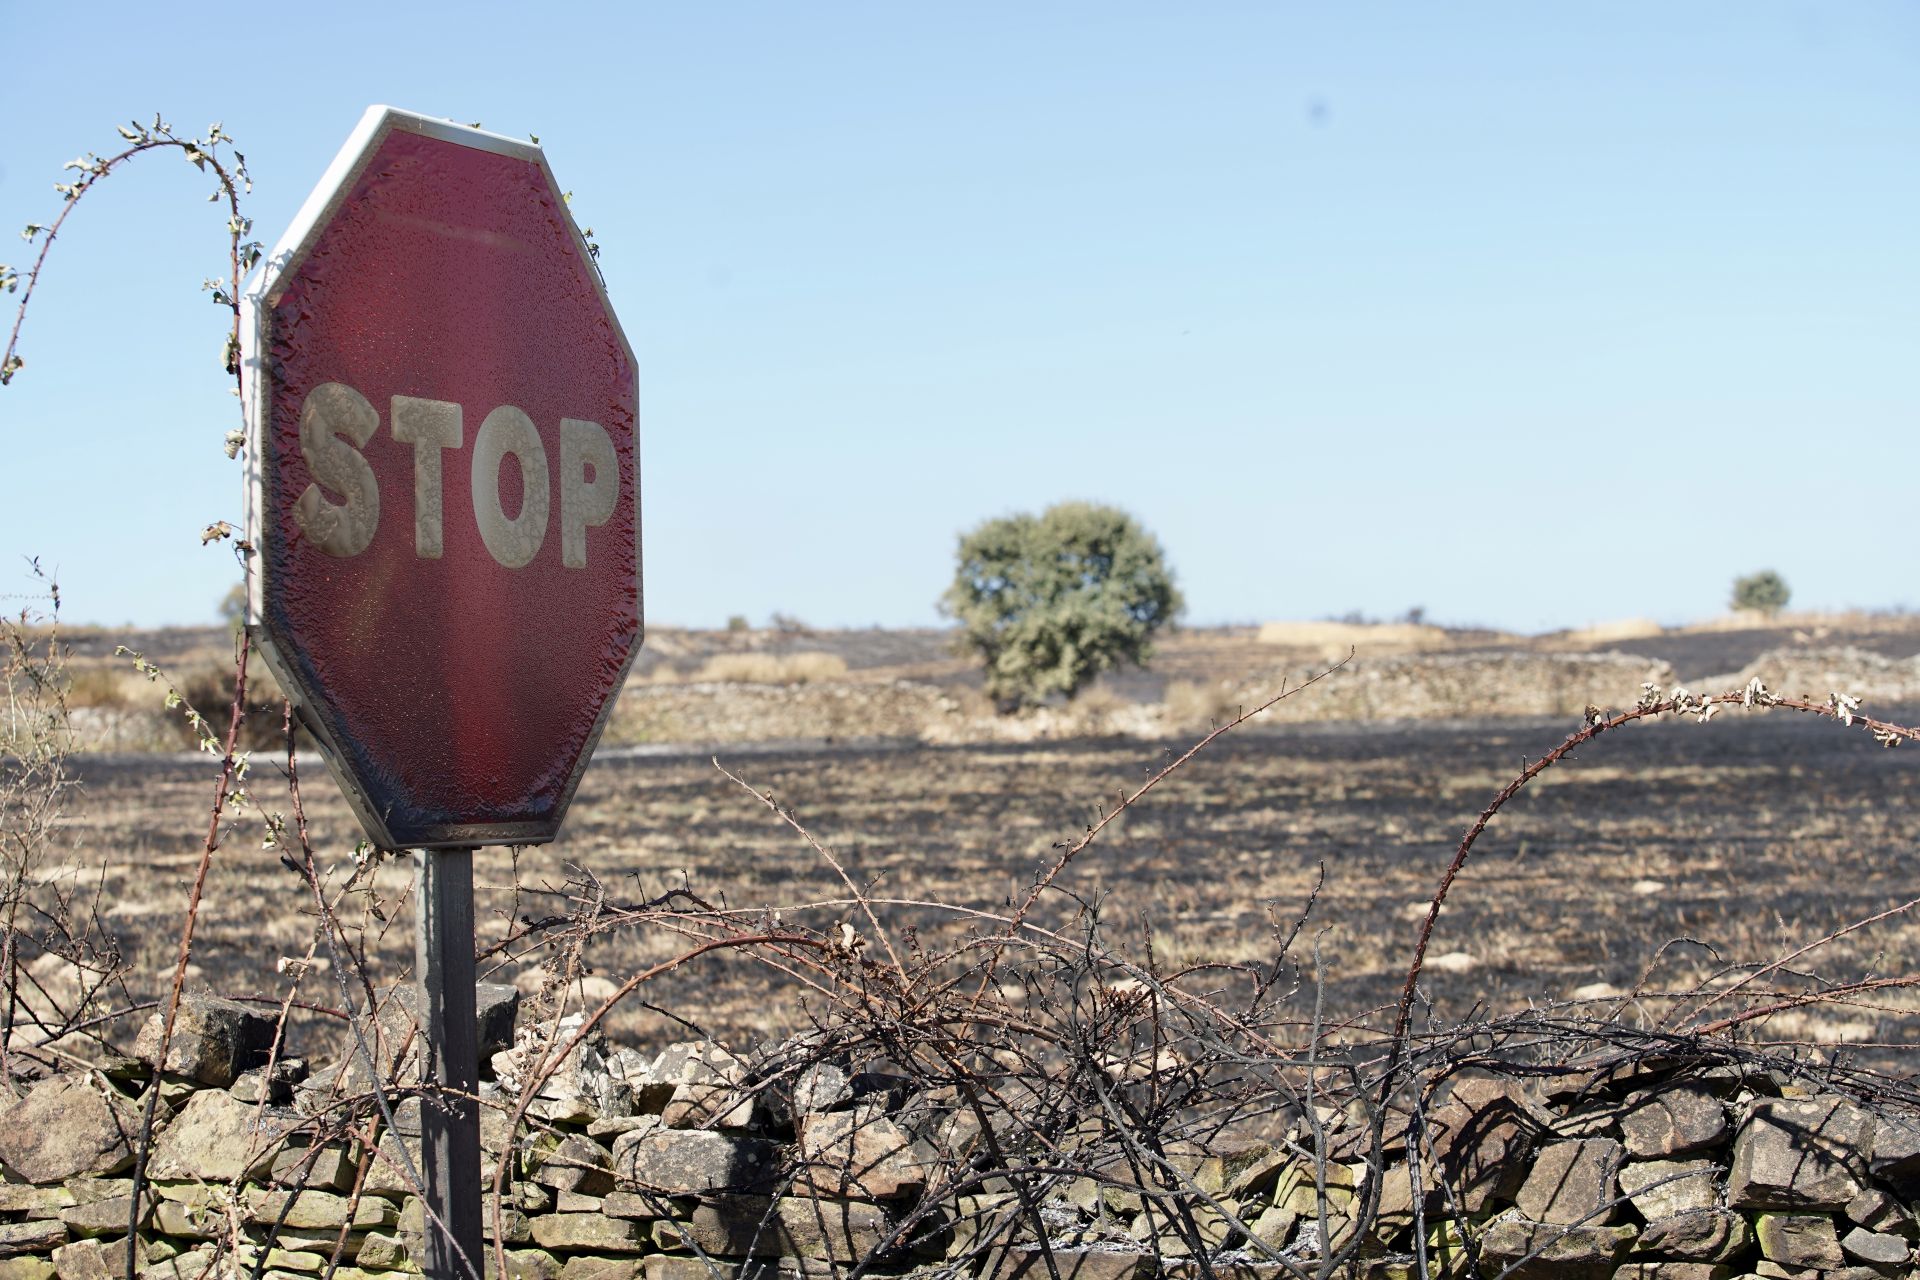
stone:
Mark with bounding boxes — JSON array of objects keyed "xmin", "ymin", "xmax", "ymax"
[
  {"xmin": 794, "ymin": 1109, "xmax": 943, "ymax": 1199},
  {"xmin": 0, "ymin": 1261, "xmax": 54, "ymax": 1280},
  {"xmin": 586, "ymin": 1116, "xmax": 655, "ymax": 1142},
  {"xmin": 1617, "ymin": 1159, "xmax": 1719, "ymax": 1220},
  {"xmin": 490, "ymin": 1250, "xmax": 563, "ymax": 1280},
  {"xmin": 668, "ymin": 1194, "xmax": 893, "ymax": 1260},
  {"xmin": 231, "ymin": 1057, "xmax": 308, "ymax": 1105},
  {"xmin": 614, "ymin": 1127, "xmax": 778, "ymax": 1195},
  {"xmin": 1867, "ymin": 1115, "xmax": 1920, "ymax": 1191},
  {"xmin": 1728, "ymin": 1096, "xmax": 1874, "ymax": 1210},
  {"xmin": 1754, "ymin": 1214, "xmax": 1845, "ymax": 1270},
  {"xmin": 132, "ymin": 993, "xmax": 275, "ymax": 1087},
  {"xmin": 553, "ymin": 1190, "xmax": 603, "ymax": 1213},
  {"xmin": 269, "ymin": 1144, "xmax": 357, "ymax": 1192},
  {"xmin": 557, "ymin": 1261, "xmax": 642, "ymax": 1280},
  {"xmin": 791, "ymin": 1062, "xmax": 852, "ymax": 1114},
  {"xmin": 58, "ymin": 1194, "xmax": 149, "ymax": 1237},
  {"xmin": 652, "ymin": 1041, "xmax": 753, "ymax": 1130},
  {"xmin": 0, "ymin": 1222, "xmax": 70, "ymax": 1259},
  {"xmin": 530, "ymin": 1135, "xmax": 615, "ymax": 1196},
  {"xmin": 61, "ymin": 1180, "xmax": 133, "ymax": 1207},
  {"xmin": 1426, "ymin": 1088, "xmax": 1536, "ymax": 1212},
  {"xmin": 146, "ymin": 1090, "xmax": 297, "ymax": 1181},
  {"xmin": 0, "ymin": 1186, "xmax": 76, "ymax": 1215},
  {"xmin": 1631, "ymin": 1210, "xmax": 1751, "ymax": 1263},
  {"xmin": 52, "ymin": 1237, "xmax": 145, "ymax": 1280},
  {"xmin": 1845, "ymin": 1186, "xmax": 1916, "ymax": 1237},
  {"xmin": 1838, "ymin": 1226, "xmax": 1910, "ymax": 1268},
  {"xmin": 1247, "ymin": 1205, "xmax": 1296, "ymax": 1251},
  {"xmin": 527, "ymin": 1214, "xmax": 649, "ymax": 1253},
  {"xmin": 377, "ymin": 1115, "xmax": 487, "ymax": 1186},
  {"xmin": 397, "ymin": 1195, "xmax": 526, "ymax": 1244},
  {"xmin": 1609, "ymin": 1265, "xmax": 1732, "ymax": 1280},
  {"xmin": 136, "ymin": 1252, "xmax": 216, "ymax": 1280},
  {"xmin": 988, "ymin": 1250, "xmax": 1153, "ymax": 1280},
  {"xmin": 0, "ymin": 1077, "xmax": 142, "ymax": 1182},
  {"xmin": 1478, "ymin": 1213, "xmax": 1637, "ymax": 1280},
  {"xmin": 1620, "ymin": 1086, "xmax": 1730, "ymax": 1159},
  {"xmin": 598, "ymin": 1191, "xmax": 656, "ymax": 1220},
  {"xmin": 152, "ymin": 1200, "xmax": 219, "ymax": 1239},
  {"xmin": 248, "ymin": 1188, "xmax": 394, "ymax": 1231},
  {"xmin": 474, "ymin": 984, "xmax": 521, "ymax": 1064},
  {"xmin": 493, "ymin": 1016, "xmax": 629, "ymax": 1120},
  {"xmin": 1516, "ymin": 1139, "xmax": 1624, "ymax": 1225}
]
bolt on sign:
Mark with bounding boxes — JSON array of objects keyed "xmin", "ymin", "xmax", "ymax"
[{"xmin": 242, "ymin": 107, "xmax": 641, "ymax": 850}]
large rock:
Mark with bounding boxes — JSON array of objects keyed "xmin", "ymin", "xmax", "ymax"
[
  {"xmin": 1426, "ymin": 1083, "xmax": 1536, "ymax": 1212},
  {"xmin": 529, "ymin": 1135, "xmax": 614, "ymax": 1196},
  {"xmin": 1839, "ymin": 1226, "xmax": 1911, "ymax": 1269},
  {"xmin": 1617, "ymin": 1159, "xmax": 1719, "ymax": 1221},
  {"xmin": 51, "ymin": 1236, "xmax": 144, "ymax": 1280},
  {"xmin": 664, "ymin": 1195, "xmax": 894, "ymax": 1260},
  {"xmin": 492, "ymin": 1016, "xmax": 631, "ymax": 1123},
  {"xmin": 612, "ymin": 1125, "xmax": 776, "ymax": 1195},
  {"xmin": 133, "ymin": 993, "xmax": 275, "ymax": 1087},
  {"xmin": 795, "ymin": 1110, "xmax": 943, "ymax": 1199},
  {"xmin": 1755, "ymin": 1213, "xmax": 1845, "ymax": 1270},
  {"xmin": 1516, "ymin": 1139, "xmax": 1623, "ymax": 1225},
  {"xmin": 653, "ymin": 1041, "xmax": 754, "ymax": 1130},
  {"xmin": 145, "ymin": 1090, "xmax": 296, "ymax": 1181},
  {"xmin": 1478, "ymin": 1213, "xmax": 1636, "ymax": 1280},
  {"xmin": 1868, "ymin": 1114, "xmax": 1920, "ymax": 1192},
  {"xmin": 0, "ymin": 1223, "xmax": 69, "ymax": 1259},
  {"xmin": 527, "ymin": 1215, "xmax": 648, "ymax": 1253},
  {"xmin": 58, "ymin": 1195, "xmax": 149, "ymax": 1237},
  {"xmin": 0, "ymin": 1077, "xmax": 142, "ymax": 1182},
  {"xmin": 791, "ymin": 1062, "xmax": 852, "ymax": 1114},
  {"xmin": 989, "ymin": 1249, "xmax": 1154, "ymax": 1280},
  {"xmin": 1619, "ymin": 1085, "xmax": 1729, "ymax": 1159},
  {"xmin": 1728, "ymin": 1097, "xmax": 1874, "ymax": 1210},
  {"xmin": 1630, "ymin": 1209, "xmax": 1750, "ymax": 1262}
]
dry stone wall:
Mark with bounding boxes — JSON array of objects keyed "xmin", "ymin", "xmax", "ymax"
[{"xmin": 0, "ymin": 992, "xmax": 1915, "ymax": 1280}]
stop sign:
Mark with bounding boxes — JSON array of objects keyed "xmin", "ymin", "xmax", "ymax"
[{"xmin": 241, "ymin": 107, "xmax": 641, "ymax": 849}]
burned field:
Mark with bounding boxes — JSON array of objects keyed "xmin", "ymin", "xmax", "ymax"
[{"xmin": 64, "ymin": 700, "xmax": 1920, "ymax": 1069}]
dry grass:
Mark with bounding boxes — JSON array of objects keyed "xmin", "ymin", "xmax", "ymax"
[
  {"xmin": 1255, "ymin": 619, "xmax": 1463, "ymax": 660},
  {"xmin": 1162, "ymin": 677, "xmax": 1241, "ymax": 732},
  {"xmin": 1548, "ymin": 617, "xmax": 1668, "ymax": 647},
  {"xmin": 688, "ymin": 651, "xmax": 850, "ymax": 685}
]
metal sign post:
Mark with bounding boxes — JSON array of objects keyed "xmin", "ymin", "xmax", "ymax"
[
  {"xmin": 242, "ymin": 106, "xmax": 640, "ymax": 1280},
  {"xmin": 416, "ymin": 849, "xmax": 482, "ymax": 1279}
]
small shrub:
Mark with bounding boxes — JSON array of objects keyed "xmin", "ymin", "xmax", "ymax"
[
  {"xmin": 941, "ymin": 502, "xmax": 1182, "ymax": 711},
  {"xmin": 725, "ymin": 615, "xmax": 750, "ymax": 633},
  {"xmin": 1731, "ymin": 569, "xmax": 1791, "ymax": 616},
  {"xmin": 172, "ymin": 662, "xmax": 287, "ymax": 751},
  {"xmin": 217, "ymin": 582, "xmax": 247, "ymax": 637},
  {"xmin": 1163, "ymin": 678, "xmax": 1240, "ymax": 731},
  {"xmin": 692, "ymin": 652, "xmax": 848, "ymax": 685}
]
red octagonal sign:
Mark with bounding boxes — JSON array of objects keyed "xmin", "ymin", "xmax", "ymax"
[{"xmin": 242, "ymin": 107, "xmax": 641, "ymax": 849}]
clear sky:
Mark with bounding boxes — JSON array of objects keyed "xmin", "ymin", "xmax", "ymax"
[{"xmin": 2, "ymin": 3, "xmax": 1914, "ymax": 632}]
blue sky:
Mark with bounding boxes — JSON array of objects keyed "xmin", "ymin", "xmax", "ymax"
[{"xmin": 2, "ymin": 3, "xmax": 1915, "ymax": 631}]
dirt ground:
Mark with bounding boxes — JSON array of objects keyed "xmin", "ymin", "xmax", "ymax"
[{"xmin": 59, "ymin": 691, "xmax": 1920, "ymax": 1075}]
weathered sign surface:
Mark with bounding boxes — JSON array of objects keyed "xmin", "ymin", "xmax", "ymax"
[{"xmin": 242, "ymin": 107, "xmax": 641, "ymax": 849}]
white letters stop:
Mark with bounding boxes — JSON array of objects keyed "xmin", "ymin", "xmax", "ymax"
[{"xmin": 293, "ymin": 381, "xmax": 618, "ymax": 569}]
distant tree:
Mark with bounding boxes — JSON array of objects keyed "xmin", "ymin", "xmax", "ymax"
[
  {"xmin": 217, "ymin": 582, "xmax": 247, "ymax": 636},
  {"xmin": 1731, "ymin": 570, "xmax": 1791, "ymax": 617},
  {"xmin": 941, "ymin": 502, "xmax": 1182, "ymax": 712}
]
